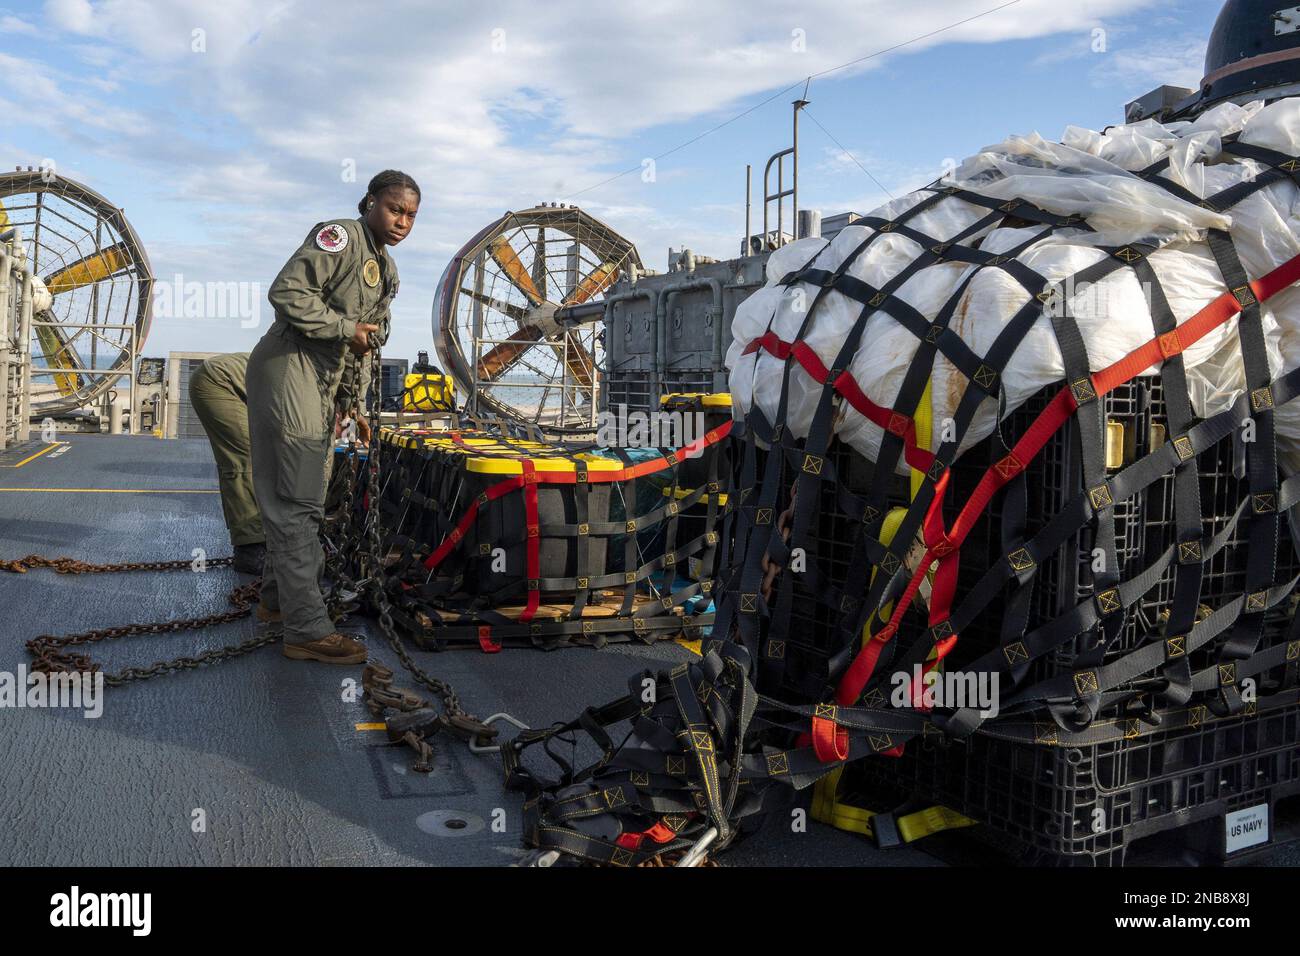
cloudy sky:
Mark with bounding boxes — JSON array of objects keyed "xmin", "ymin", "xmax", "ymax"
[{"xmin": 0, "ymin": 0, "xmax": 1224, "ymax": 363}]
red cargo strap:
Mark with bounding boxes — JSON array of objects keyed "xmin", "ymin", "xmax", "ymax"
[
  {"xmin": 743, "ymin": 332, "xmax": 937, "ymax": 473},
  {"xmin": 811, "ymin": 714, "xmax": 849, "ymax": 763},
  {"xmin": 477, "ymin": 625, "xmax": 501, "ymax": 654},
  {"xmin": 421, "ymin": 473, "xmax": 524, "ymax": 571},
  {"xmin": 615, "ymin": 818, "xmax": 683, "ymax": 850},
  {"xmin": 420, "ymin": 422, "xmax": 733, "ymax": 572},
  {"xmin": 521, "ymin": 459, "xmax": 541, "ymax": 622},
  {"xmin": 834, "ymin": 249, "xmax": 1300, "ymax": 708}
]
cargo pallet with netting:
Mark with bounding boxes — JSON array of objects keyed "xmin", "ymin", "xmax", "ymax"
[
  {"xmin": 699, "ymin": 96, "xmax": 1300, "ymax": 870},
  {"xmin": 822, "ymin": 377, "xmax": 1300, "ymax": 864},
  {"xmin": 846, "ymin": 687, "xmax": 1300, "ymax": 866},
  {"xmin": 485, "ymin": 17, "xmax": 1300, "ymax": 867},
  {"xmin": 750, "ymin": 377, "xmax": 1300, "ymax": 698},
  {"xmin": 346, "ymin": 422, "xmax": 735, "ymax": 652}
]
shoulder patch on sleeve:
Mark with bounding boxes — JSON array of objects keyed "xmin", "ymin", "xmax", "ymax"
[{"xmin": 315, "ymin": 223, "xmax": 350, "ymax": 253}]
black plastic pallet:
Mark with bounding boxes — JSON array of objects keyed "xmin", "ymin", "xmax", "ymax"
[
  {"xmin": 755, "ymin": 375, "xmax": 1300, "ymax": 864},
  {"xmin": 848, "ymin": 694, "xmax": 1300, "ymax": 865},
  {"xmin": 941, "ymin": 378, "xmax": 1300, "ymax": 684},
  {"xmin": 764, "ymin": 378, "xmax": 1299, "ymax": 701}
]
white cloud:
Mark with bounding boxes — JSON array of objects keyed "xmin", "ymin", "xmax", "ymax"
[
  {"xmin": 0, "ymin": 52, "xmax": 151, "ymax": 137},
  {"xmin": 13, "ymin": 0, "xmax": 1175, "ymax": 360},
  {"xmin": 1090, "ymin": 34, "xmax": 1207, "ymax": 92},
  {"xmin": 45, "ymin": 0, "xmax": 97, "ymax": 35},
  {"xmin": 0, "ymin": 14, "xmax": 38, "ymax": 34}
]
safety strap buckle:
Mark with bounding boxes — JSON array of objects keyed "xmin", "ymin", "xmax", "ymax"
[{"xmin": 871, "ymin": 812, "xmax": 903, "ymax": 850}]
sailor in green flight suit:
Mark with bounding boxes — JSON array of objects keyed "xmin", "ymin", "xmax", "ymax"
[
  {"xmin": 246, "ymin": 170, "xmax": 420, "ymax": 664},
  {"xmin": 189, "ymin": 350, "xmax": 374, "ymax": 576},
  {"xmin": 188, "ymin": 351, "xmax": 264, "ymax": 573}
]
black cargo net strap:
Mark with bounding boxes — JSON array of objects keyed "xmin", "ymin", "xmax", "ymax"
[
  {"xmin": 509, "ymin": 147, "xmax": 1300, "ymax": 863},
  {"xmin": 764, "ymin": 205, "xmax": 1031, "ymax": 696},
  {"xmin": 725, "ymin": 162, "xmax": 1300, "ymax": 722},
  {"xmin": 504, "ymin": 642, "xmax": 936, "ymax": 864},
  {"xmin": 721, "ymin": 199, "xmax": 1132, "ymax": 699},
  {"xmin": 1205, "ymin": 229, "xmax": 1280, "ymax": 716},
  {"xmin": 890, "ymin": 243, "xmax": 1288, "ymax": 733},
  {"xmin": 503, "ymin": 628, "xmax": 1300, "ymax": 864},
  {"xmin": 359, "ymin": 421, "xmax": 732, "ymax": 651},
  {"xmin": 718, "ymin": 192, "xmax": 1056, "ymax": 683},
  {"xmin": 930, "ymin": 447, "xmax": 1299, "ymax": 732}
]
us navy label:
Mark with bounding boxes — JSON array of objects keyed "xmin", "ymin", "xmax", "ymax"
[{"xmin": 1225, "ymin": 803, "xmax": 1269, "ymax": 853}]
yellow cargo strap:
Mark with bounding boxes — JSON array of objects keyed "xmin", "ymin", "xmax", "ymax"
[
  {"xmin": 810, "ymin": 771, "xmax": 975, "ymax": 842},
  {"xmin": 811, "ymin": 379, "xmax": 971, "ymax": 845},
  {"xmin": 661, "ymin": 486, "xmax": 729, "ymax": 506},
  {"xmin": 659, "ymin": 391, "xmax": 732, "ymax": 409},
  {"xmin": 374, "ymin": 428, "xmax": 622, "ymax": 475}
]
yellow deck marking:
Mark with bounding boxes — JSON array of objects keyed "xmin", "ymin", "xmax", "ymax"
[
  {"xmin": 2, "ymin": 443, "xmax": 62, "ymax": 468},
  {"xmin": 0, "ymin": 487, "xmax": 220, "ymax": 494},
  {"xmin": 355, "ymin": 722, "xmax": 386, "ymax": 732}
]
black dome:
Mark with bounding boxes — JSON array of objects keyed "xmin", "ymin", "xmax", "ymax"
[{"xmin": 1198, "ymin": 0, "xmax": 1300, "ymax": 107}]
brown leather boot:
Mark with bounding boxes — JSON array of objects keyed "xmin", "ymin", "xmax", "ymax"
[
  {"xmin": 282, "ymin": 632, "xmax": 368, "ymax": 664},
  {"xmin": 256, "ymin": 604, "xmax": 282, "ymax": 623}
]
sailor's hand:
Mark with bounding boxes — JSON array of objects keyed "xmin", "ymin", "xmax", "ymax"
[
  {"xmin": 356, "ymin": 414, "xmax": 371, "ymax": 443},
  {"xmin": 349, "ymin": 322, "xmax": 381, "ymax": 355}
]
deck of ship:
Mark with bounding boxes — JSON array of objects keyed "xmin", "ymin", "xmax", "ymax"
[{"xmin": 0, "ymin": 434, "xmax": 944, "ymax": 866}]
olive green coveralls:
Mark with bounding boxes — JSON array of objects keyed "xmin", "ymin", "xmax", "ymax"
[
  {"xmin": 189, "ymin": 351, "xmax": 263, "ymax": 548},
  {"xmin": 188, "ymin": 350, "xmax": 368, "ymax": 551},
  {"xmin": 246, "ymin": 218, "xmax": 395, "ymax": 645}
]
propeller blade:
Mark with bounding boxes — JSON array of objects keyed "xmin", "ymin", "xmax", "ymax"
[
  {"xmin": 553, "ymin": 332, "xmax": 596, "ymax": 389},
  {"xmin": 33, "ymin": 317, "xmax": 83, "ymax": 396},
  {"xmin": 532, "ymin": 227, "xmax": 547, "ymax": 301},
  {"xmin": 459, "ymin": 287, "xmax": 529, "ymax": 323},
  {"xmin": 43, "ymin": 243, "xmax": 130, "ymax": 295},
  {"xmin": 476, "ymin": 324, "xmax": 547, "ymax": 382},
  {"xmin": 563, "ymin": 262, "xmax": 619, "ymax": 306},
  {"xmin": 487, "ymin": 235, "xmax": 544, "ymax": 307}
]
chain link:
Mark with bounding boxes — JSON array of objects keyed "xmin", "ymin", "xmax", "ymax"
[
  {"xmin": 7, "ymin": 339, "xmax": 483, "ymax": 736},
  {"xmin": 358, "ymin": 348, "xmax": 493, "ymax": 743},
  {"xmin": 1, "ymin": 554, "xmax": 233, "ymax": 575},
  {"xmin": 16, "ymin": 564, "xmax": 271, "ymax": 685},
  {"xmin": 300, "ymin": 339, "xmax": 488, "ymax": 738}
]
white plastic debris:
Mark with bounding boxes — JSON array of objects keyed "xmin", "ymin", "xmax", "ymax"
[
  {"xmin": 730, "ymin": 97, "xmax": 1300, "ymax": 476},
  {"xmin": 29, "ymin": 274, "xmax": 52, "ymax": 314}
]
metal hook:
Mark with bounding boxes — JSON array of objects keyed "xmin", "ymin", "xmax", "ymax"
[
  {"xmin": 675, "ymin": 826, "xmax": 719, "ymax": 867},
  {"xmin": 467, "ymin": 712, "xmax": 531, "ymax": 753},
  {"xmin": 514, "ymin": 849, "xmax": 561, "ymax": 867}
]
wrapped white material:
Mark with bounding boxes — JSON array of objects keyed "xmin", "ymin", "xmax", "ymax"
[
  {"xmin": 29, "ymin": 275, "xmax": 52, "ymax": 315},
  {"xmin": 730, "ymin": 98, "xmax": 1300, "ymax": 476}
]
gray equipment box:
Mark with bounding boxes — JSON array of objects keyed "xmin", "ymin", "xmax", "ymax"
[
  {"xmin": 377, "ymin": 357, "xmax": 409, "ymax": 411},
  {"xmin": 602, "ymin": 251, "xmax": 769, "ymax": 413}
]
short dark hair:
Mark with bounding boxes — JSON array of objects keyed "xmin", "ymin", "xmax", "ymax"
[{"xmin": 359, "ymin": 170, "xmax": 421, "ymax": 214}]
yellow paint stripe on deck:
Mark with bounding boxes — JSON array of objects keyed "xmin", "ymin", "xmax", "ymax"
[
  {"xmin": 0, "ymin": 487, "xmax": 220, "ymax": 494},
  {"xmin": 2, "ymin": 443, "xmax": 62, "ymax": 468},
  {"xmin": 355, "ymin": 722, "xmax": 386, "ymax": 732}
]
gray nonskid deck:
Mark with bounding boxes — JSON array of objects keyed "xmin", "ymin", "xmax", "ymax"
[{"xmin": 0, "ymin": 435, "xmax": 927, "ymax": 866}]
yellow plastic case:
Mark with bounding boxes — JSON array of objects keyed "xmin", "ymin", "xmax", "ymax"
[{"xmin": 401, "ymin": 373, "xmax": 456, "ymax": 412}]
